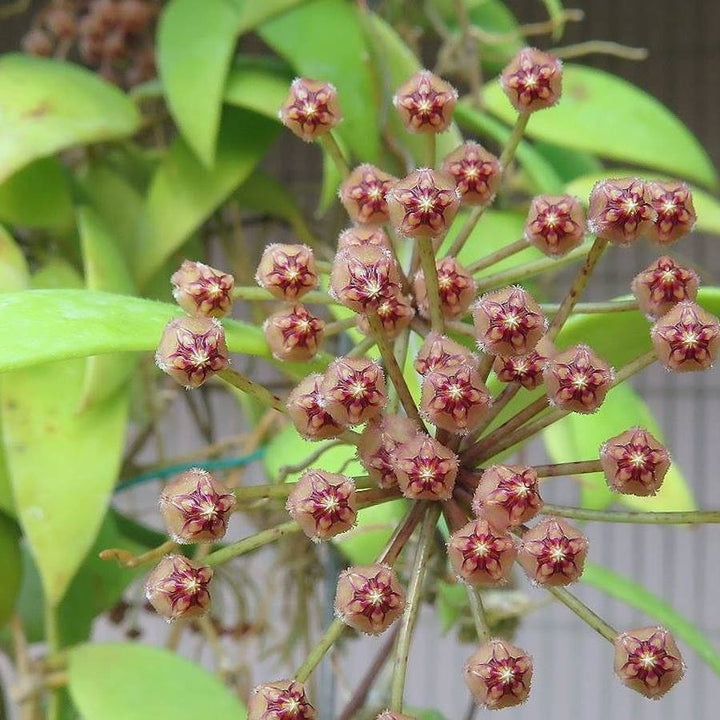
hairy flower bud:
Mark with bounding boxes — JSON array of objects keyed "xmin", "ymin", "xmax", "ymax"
[
  {"xmin": 330, "ymin": 246, "xmax": 401, "ymax": 313},
  {"xmin": 340, "ymin": 164, "xmax": 397, "ymax": 225},
  {"xmin": 357, "ymin": 292, "xmax": 415, "ymax": 340},
  {"xmin": 493, "ymin": 336, "xmax": 557, "ymax": 390},
  {"xmin": 524, "ymin": 195, "xmax": 586, "ymax": 256},
  {"xmin": 651, "ymin": 301, "xmax": 720, "ymax": 372},
  {"xmin": 145, "ymin": 555, "xmax": 212, "ymax": 621},
  {"xmin": 500, "ymin": 47, "xmax": 562, "ymax": 113},
  {"xmin": 335, "ymin": 563, "xmax": 405, "ymax": 635},
  {"xmin": 287, "ymin": 375, "xmax": 344, "ymax": 441},
  {"xmin": 248, "ymin": 680, "xmax": 316, "ymax": 720},
  {"xmin": 473, "ymin": 286, "xmax": 546, "ymax": 356},
  {"xmin": 587, "ymin": 178, "xmax": 656, "ymax": 244},
  {"xmin": 544, "ymin": 344, "xmax": 613, "ymax": 413},
  {"xmin": 472, "ymin": 465, "xmax": 543, "ymax": 529},
  {"xmin": 631, "ymin": 256, "xmax": 699, "ymax": 319},
  {"xmin": 156, "ymin": 316, "xmax": 229, "ymax": 389},
  {"xmin": 256, "ymin": 244, "xmax": 317, "ymax": 300},
  {"xmin": 320, "ymin": 357, "xmax": 387, "ymax": 425},
  {"xmin": 264, "ymin": 304, "xmax": 325, "ymax": 362},
  {"xmin": 279, "ymin": 77, "xmax": 341, "ymax": 141},
  {"xmin": 441, "ymin": 142, "xmax": 501, "ymax": 205},
  {"xmin": 286, "ymin": 470, "xmax": 356, "ymax": 540},
  {"xmin": 447, "ymin": 519, "xmax": 516, "ymax": 586},
  {"xmin": 337, "ymin": 225, "xmax": 391, "ymax": 251},
  {"xmin": 396, "ymin": 435, "xmax": 458, "ymax": 500},
  {"xmin": 387, "ymin": 169, "xmax": 461, "ymax": 238},
  {"xmin": 600, "ymin": 427, "xmax": 671, "ymax": 496},
  {"xmin": 22, "ymin": 29, "xmax": 54, "ymax": 56},
  {"xmin": 415, "ymin": 332, "xmax": 476, "ymax": 376},
  {"xmin": 414, "ymin": 257, "xmax": 476, "ymax": 319},
  {"xmin": 393, "ymin": 70, "xmax": 457, "ymax": 133},
  {"xmin": 464, "ymin": 639, "xmax": 533, "ymax": 709},
  {"xmin": 171, "ymin": 260, "xmax": 234, "ymax": 318},
  {"xmin": 518, "ymin": 517, "xmax": 588, "ymax": 586},
  {"xmin": 159, "ymin": 469, "xmax": 236, "ymax": 543},
  {"xmin": 613, "ymin": 627, "xmax": 684, "ymax": 699},
  {"xmin": 646, "ymin": 181, "xmax": 696, "ymax": 244},
  {"xmin": 357, "ymin": 415, "xmax": 417, "ymax": 488}
]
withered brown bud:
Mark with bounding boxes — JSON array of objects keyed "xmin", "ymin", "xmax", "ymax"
[
  {"xmin": 631, "ymin": 256, "xmax": 699, "ymax": 319},
  {"xmin": 286, "ymin": 470, "xmax": 356, "ymax": 540},
  {"xmin": 279, "ymin": 77, "xmax": 341, "ymax": 141},
  {"xmin": 613, "ymin": 627, "xmax": 684, "ymax": 699},
  {"xmin": 159, "ymin": 469, "xmax": 236, "ymax": 543},
  {"xmin": 518, "ymin": 517, "xmax": 588, "ymax": 586},
  {"xmin": 587, "ymin": 178, "xmax": 656, "ymax": 244},
  {"xmin": 357, "ymin": 293, "xmax": 415, "ymax": 340},
  {"xmin": 320, "ymin": 357, "xmax": 387, "ymax": 425},
  {"xmin": 646, "ymin": 181, "xmax": 696, "ymax": 245},
  {"xmin": 393, "ymin": 70, "xmax": 457, "ymax": 133},
  {"xmin": 464, "ymin": 639, "xmax": 533, "ymax": 709},
  {"xmin": 340, "ymin": 164, "xmax": 397, "ymax": 225},
  {"xmin": 264, "ymin": 304, "xmax": 325, "ymax": 362},
  {"xmin": 171, "ymin": 260, "xmax": 234, "ymax": 318},
  {"xmin": 543, "ymin": 344, "xmax": 613, "ymax": 414},
  {"xmin": 651, "ymin": 301, "xmax": 720, "ymax": 372},
  {"xmin": 414, "ymin": 257, "xmax": 476, "ymax": 319},
  {"xmin": 472, "ymin": 465, "xmax": 543, "ymax": 529},
  {"xmin": 330, "ymin": 246, "xmax": 401, "ymax": 313},
  {"xmin": 287, "ymin": 374, "xmax": 344, "ymax": 441},
  {"xmin": 155, "ymin": 316, "xmax": 229, "ymax": 389},
  {"xmin": 256, "ymin": 243, "xmax": 317, "ymax": 300},
  {"xmin": 473, "ymin": 286, "xmax": 546, "ymax": 356},
  {"xmin": 415, "ymin": 332, "xmax": 476, "ymax": 376},
  {"xmin": 145, "ymin": 555, "xmax": 212, "ymax": 621},
  {"xmin": 335, "ymin": 563, "xmax": 405, "ymax": 635},
  {"xmin": 442, "ymin": 142, "xmax": 501, "ymax": 205},
  {"xmin": 600, "ymin": 427, "xmax": 671, "ymax": 496},
  {"xmin": 493, "ymin": 336, "xmax": 557, "ymax": 390},
  {"xmin": 396, "ymin": 434, "xmax": 458, "ymax": 500},
  {"xmin": 500, "ymin": 47, "xmax": 562, "ymax": 113},
  {"xmin": 387, "ymin": 169, "xmax": 461, "ymax": 238},
  {"xmin": 447, "ymin": 519, "xmax": 516, "ymax": 586},
  {"xmin": 357, "ymin": 415, "xmax": 417, "ymax": 488},
  {"xmin": 337, "ymin": 225, "xmax": 391, "ymax": 251},
  {"xmin": 248, "ymin": 680, "xmax": 316, "ymax": 720},
  {"xmin": 524, "ymin": 195, "xmax": 585, "ymax": 256}
]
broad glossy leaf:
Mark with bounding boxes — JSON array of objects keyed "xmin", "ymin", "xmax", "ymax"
[
  {"xmin": 582, "ymin": 563, "xmax": 720, "ymax": 675},
  {"xmin": 0, "ymin": 513, "xmax": 21, "ymax": 628},
  {"xmin": 482, "ymin": 64, "xmax": 717, "ymax": 188},
  {"xmin": 534, "ymin": 142, "xmax": 602, "ymax": 183},
  {"xmin": 232, "ymin": 0, "xmax": 308, "ymax": 30},
  {"xmin": 0, "ymin": 224, "xmax": 28, "ymax": 292},
  {"xmin": 224, "ymin": 57, "xmax": 290, "ymax": 120},
  {"xmin": 0, "ymin": 55, "xmax": 140, "ymax": 182},
  {"xmin": 69, "ymin": 643, "xmax": 248, "ymax": 720}
]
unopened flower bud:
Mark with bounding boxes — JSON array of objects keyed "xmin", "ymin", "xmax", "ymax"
[
  {"xmin": 46, "ymin": 8, "xmax": 77, "ymax": 39},
  {"xmin": 415, "ymin": 332, "xmax": 476, "ymax": 376},
  {"xmin": 587, "ymin": 178, "xmax": 656, "ymax": 244},
  {"xmin": 159, "ymin": 469, "xmax": 235, "ymax": 543},
  {"xmin": 22, "ymin": 29, "xmax": 53, "ymax": 56},
  {"xmin": 357, "ymin": 415, "xmax": 417, "ymax": 488},
  {"xmin": 287, "ymin": 375, "xmax": 344, "ymax": 441},
  {"xmin": 248, "ymin": 680, "xmax": 316, "ymax": 720},
  {"xmin": 396, "ymin": 435, "xmax": 458, "ymax": 500},
  {"xmin": 335, "ymin": 563, "xmax": 405, "ymax": 635},
  {"xmin": 631, "ymin": 256, "xmax": 699, "ymax": 319},
  {"xmin": 330, "ymin": 246, "xmax": 401, "ymax": 313},
  {"xmin": 337, "ymin": 225, "xmax": 391, "ymax": 251},
  {"xmin": 393, "ymin": 70, "xmax": 457, "ymax": 133},
  {"xmin": 156, "ymin": 316, "xmax": 229, "ymax": 389},
  {"xmin": 340, "ymin": 165, "xmax": 397, "ymax": 225},
  {"xmin": 544, "ymin": 344, "xmax": 613, "ymax": 413},
  {"xmin": 118, "ymin": 0, "xmax": 154, "ymax": 34},
  {"xmin": 171, "ymin": 260, "xmax": 234, "ymax": 318},
  {"xmin": 320, "ymin": 357, "xmax": 387, "ymax": 425},
  {"xmin": 500, "ymin": 47, "xmax": 562, "ymax": 113},
  {"xmin": 493, "ymin": 336, "xmax": 556, "ymax": 390},
  {"xmin": 472, "ymin": 465, "xmax": 542, "ymax": 529},
  {"xmin": 357, "ymin": 293, "xmax": 415, "ymax": 340},
  {"xmin": 646, "ymin": 181, "xmax": 696, "ymax": 244},
  {"xmin": 256, "ymin": 243, "xmax": 317, "ymax": 300},
  {"xmin": 414, "ymin": 257, "xmax": 476, "ymax": 319},
  {"xmin": 264, "ymin": 304, "xmax": 325, "ymax": 362},
  {"xmin": 524, "ymin": 195, "xmax": 585, "ymax": 256},
  {"xmin": 279, "ymin": 77, "xmax": 341, "ymax": 141},
  {"xmin": 145, "ymin": 555, "xmax": 212, "ymax": 621},
  {"xmin": 448, "ymin": 519, "xmax": 516, "ymax": 586},
  {"xmin": 442, "ymin": 142, "xmax": 501, "ymax": 205}
]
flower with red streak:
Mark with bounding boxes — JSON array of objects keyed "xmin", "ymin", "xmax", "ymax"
[
  {"xmin": 387, "ymin": 169, "xmax": 460, "ymax": 238},
  {"xmin": 340, "ymin": 164, "xmax": 397, "ymax": 225},
  {"xmin": 264, "ymin": 304, "xmax": 325, "ymax": 362},
  {"xmin": 357, "ymin": 415, "xmax": 417, "ymax": 488},
  {"xmin": 155, "ymin": 316, "xmax": 229, "ymax": 389},
  {"xmin": 393, "ymin": 70, "xmax": 457, "ymax": 133},
  {"xmin": 471, "ymin": 465, "xmax": 543, "ymax": 529},
  {"xmin": 473, "ymin": 286, "xmax": 546, "ymax": 356},
  {"xmin": 447, "ymin": 519, "xmax": 516, "ymax": 586},
  {"xmin": 415, "ymin": 332, "xmax": 476, "ymax": 376},
  {"xmin": 500, "ymin": 47, "xmax": 562, "ymax": 113},
  {"xmin": 518, "ymin": 517, "xmax": 588, "ymax": 586},
  {"xmin": 651, "ymin": 301, "xmax": 720, "ymax": 372},
  {"xmin": 159, "ymin": 469, "xmax": 236, "ymax": 543},
  {"xmin": 396, "ymin": 435, "xmax": 458, "ymax": 500},
  {"xmin": 588, "ymin": 178, "xmax": 656, "ymax": 244},
  {"xmin": 493, "ymin": 336, "xmax": 556, "ymax": 390},
  {"xmin": 171, "ymin": 260, "xmax": 234, "ymax": 318},
  {"xmin": 421, "ymin": 362, "xmax": 491, "ymax": 433},
  {"xmin": 287, "ymin": 375, "xmax": 344, "ymax": 441},
  {"xmin": 337, "ymin": 225, "xmax": 390, "ymax": 251},
  {"xmin": 414, "ymin": 257, "xmax": 476, "ymax": 319},
  {"xmin": 464, "ymin": 639, "xmax": 533, "ymax": 709},
  {"xmin": 441, "ymin": 141, "xmax": 501, "ymax": 205},
  {"xmin": 543, "ymin": 344, "xmax": 613, "ymax": 414},
  {"xmin": 646, "ymin": 181, "xmax": 696, "ymax": 244},
  {"xmin": 256, "ymin": 244, "xmax": 318, "ymax": 300},
  {"xmin": 145, "ymin": 555, "xmax": 213, "ymax": 621},
  {"xmin": 248, "ymin": 680, "xmax": 316, "ymax": 720},
  {"xmin": 631, "ymin": 256, "xmax": 699, "ymax": 319},
  {"xmin": 357, "ymin": 293, "xmax": 415, "ymax": 340},
  {"xmin": 320, "ymin": 357, "xmax": 387, "ymax": 425},
  {"xmin": 330, "ymin": 246, "xmax": 401, "ymax": 313},
  {"xmin": 286, "ymin": 470, "xmax": 356, "ymax": 540},
  {"xmin": 600, "ymin": 427, "xmax": 671, "ymax": 497},
  {"xmin": 279, "ymin": 77, "xmax": 341, "ymax": 142},
  {"xmin": 613, "ymin": 627, "xmax": 684, "ymax": 699},
  {"xmin": 334, "ymin": 564, "xmax": 405, "ymax": 635},
  {"xmin": 524, "ymin": 195, "xmax": 586, "ymax": 256}
]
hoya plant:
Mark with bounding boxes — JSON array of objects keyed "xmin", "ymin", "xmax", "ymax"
[{"xmin": 0, "ymin": 1, "xmax": 718, "ymax": 719}]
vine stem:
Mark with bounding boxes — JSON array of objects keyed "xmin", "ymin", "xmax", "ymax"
[
  {"xmin": 552, "ymin": 40, "xmax": 648, "ymax": 61},
  {"xmin": 388, "ymin": 327, "xmax": 412, "ymax": 413},
  {"xmin": 319, "ymin": 131, "xmax": 350, "ymax": 178},
  {"xmin": 532, "ymin": 460, "xmax": 603, "ymax": 478},
  {"xmin": 218, "ymin": 369, "xmax": 286, "ymax": 414},
  {"xmin": 466, "ymin": 586, "xmax": 491, "ymax": 643},
  {"xmin": 44, "ymin": 604, "xmax": 61, "ymax": 720},
  {"xmin": 460, "ymin": 383, "xmax": 520, "ymax": 450},
  {"xmin": 545, "ymin": 586, "xmax": 617, "ymax": 642},
  {"xmin": 324, "ymin": 317, "xmax": 357, "ymax": 336},
  {"xmin": 426, "ymin": 132, "xmax": 437, "ymax": 169},
  {"xmin": 390, "ymin": 505, "xmax": 441, "ymax": 711},
  {"xmin": 231, "ymin": 286, "xmax": 337, "ymax": 304},
  {"xmin": 541, "ymin": 506, "xmax": 720, "ymax": 524},
  {"xmin": 294, "ymin": 618, "xmax": 346, "ymax": 683},
  {"xmin": 466, "ymin": 238, "xmax": 530, "ymax": 274},
  {"xmin": 540, "ymin": 299, "xmax": 639, "ymax": 315},
  {"xmin": 418, "ymin": 236, "xmax": 445, "ymax": 333}
]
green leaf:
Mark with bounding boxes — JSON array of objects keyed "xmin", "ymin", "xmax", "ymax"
[
  {"xmin": 0, "ymin": 55, "xmax": 140, "ymax": 183},
  {"xmin": 582, "ymin": 563, "xmax": 720, "ymax": 676},
  {"xmin": 0, "ymin": 224, "xmax": 29, "ymax": 292},
  {"xmin": 534, "ymin": 142, "xmax": 602, "ymax": 183},
  {"xmin": 134, "ymin": 107, "xmax": 278, "ymax": 285},
  {"xmin": 224, "ymin": 57, "xmax": 291, "ymax": 120},
  {"xmin": 0, "ymin": 513, "xmax": 21, "ymax": 629},
  {"xmin": 69, "ymin": 643, "xmax": 247, "ymax": 720},
  {"xmin": 482, "ymin": 64, "xmax": 718, "ymax": 188}
]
